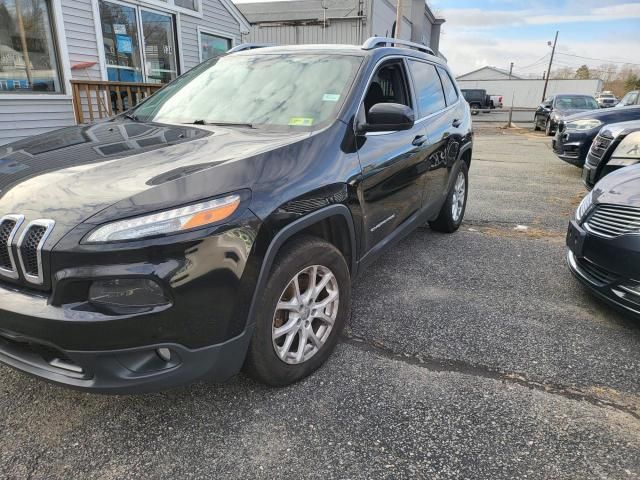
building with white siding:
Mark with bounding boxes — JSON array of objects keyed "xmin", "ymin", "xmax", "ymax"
[
  {"xmin": 238, "ymin": 0, "xmax": 444, "ymax": 57},
  {"xmin": 0, "ymin": 0, "xmax": 250, "ymax": 145}
]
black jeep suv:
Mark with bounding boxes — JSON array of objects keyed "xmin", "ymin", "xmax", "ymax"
[{"xmin": 0, "ymin": 38, "xmax": 472, "ymax": 393}]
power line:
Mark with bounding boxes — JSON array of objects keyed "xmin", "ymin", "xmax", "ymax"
[
  {"xmin": 517, "ymin": 53, "xmax": 550, "ymax": 70},
  {"xmin": 556, "ymin": 52, "xmax": 640, "ymax": 67}
]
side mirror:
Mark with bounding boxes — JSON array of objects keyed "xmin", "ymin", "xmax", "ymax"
[{"xmin": 358, "ymin": 103, "xmax": 415, "ymax": 133}]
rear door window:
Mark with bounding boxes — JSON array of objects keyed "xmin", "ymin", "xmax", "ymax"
[
  {"xmin": 407, "ymin": 60, "xmax": 446, "ymax": 117},
  {"xmin": 437, "ymin": 66, "xmax": 458, "ymax": 106}
]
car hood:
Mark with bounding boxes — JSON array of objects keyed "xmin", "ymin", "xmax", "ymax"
[
  {"xmin": 0, "ymin": 119, "xmax": 309, "ymax": 242},
  {"xmin": 594, "ymin": 164, "xmax": 640, "ymax": 208},
  {"xmin": 563, "ymin": 106, "xmax": 640, "ymax": 125},
  {"xmin": 554, "ymin": 108, "xmax": 596, "ymax": 118},
  {"xmin": 599, "ymin": 119, "xmax": 640, "ymax": 138}
]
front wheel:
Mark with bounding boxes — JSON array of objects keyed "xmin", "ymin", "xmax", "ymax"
[
  {"xmin": 429, "ymin": 162, "xmax": 469, "ymax": 233},
  {"xmin": 545, "ymin": 119, "xmax": 553, "ymax": 136},
  {"xmin": 244, "ymin": 236, "xmax": 351, "ymax": 386}
]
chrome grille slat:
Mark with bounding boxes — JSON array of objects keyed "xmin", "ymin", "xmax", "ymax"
[
  {"xmin": 584, "ymin": 204, "xmax": 640, "ymax": 238},
  {"xmin": 0, "ymin": 214, "xmax": 25, "ymax": 279},
  {"xmin": 593, "ymin": 212, "xmax": 640, "ymax": 224},
  {"xmin": 16, "ymin": 219, "xmax": 55, "ymax": 286}
]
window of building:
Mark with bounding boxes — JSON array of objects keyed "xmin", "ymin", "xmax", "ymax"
[
  {"xmin": 99, "ymin": 1, "xmax": 179, "ymax": 84},
  {"xmin": 437, "ymin": 66, "xmax": 458, "ymax": 106},
  {"xmin": 199, "ymin": 32, "xmax": 232, "ymax": 62},
  {"xmin": 407, "ymin": 60, "xmax": 446, "ymax": 117},
  {"xmin": 0, "ymin": 0, "xmax": 62, "ymax": 93}
]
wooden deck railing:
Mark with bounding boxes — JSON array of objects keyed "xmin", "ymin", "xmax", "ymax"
[{"xmin": 71, "ymin": 80, "xmax": 163, "ymax": 124}]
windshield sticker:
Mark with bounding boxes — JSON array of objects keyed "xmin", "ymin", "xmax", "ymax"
[
  {"xmin": 322, "ymin": 93, "xmax": 340, "ymax": 102},
  {"xmin": 289, "ymin": 117, "xmax": 314, "ymax": 127}
]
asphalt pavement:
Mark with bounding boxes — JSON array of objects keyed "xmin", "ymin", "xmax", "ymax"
[{"xmin": 1, "ymin": 124, "xmax": 639, "ymax": 479}]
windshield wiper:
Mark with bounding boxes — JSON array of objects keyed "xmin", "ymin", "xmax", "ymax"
[
  {"xmin": 189, "ymin": 120, "xmax": 256, "ymax": 129},
  {"xmin": 123, "ymin": 112, "xmax": 139, "ymax": 122}
]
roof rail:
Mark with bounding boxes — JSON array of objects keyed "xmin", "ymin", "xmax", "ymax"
[
  {"xmin": 227, "ymin": 43, "xmax": 275, "ymax": 54},
  {"xmin": 362, "ymin": 37, "xmax": 435, "ymax": 56}
]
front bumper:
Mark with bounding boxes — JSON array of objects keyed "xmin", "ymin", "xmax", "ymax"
[
  {"xmin": 0, "ymin": 324, "xmax": 254, "ymax": 393},
  {"xmin": 0, "ymin": 212, "xmax": 263, "ymax": 392},
  {"xmin": 566, "ymin": 220, "xmax": 640, "ymax": 319},
  {"xmin": 553, "ymin": 129, "xmax": 590, "ymax": 166}
]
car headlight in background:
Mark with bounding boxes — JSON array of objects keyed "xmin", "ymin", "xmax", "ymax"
[
  {"xmin": 575, "ymin": 191, "xmax": 593, "ymax": 222},
  {"xmin": 565, "ymin": 119, "xmax": 603, "ymax": 131},
  {"xmin": 609, "ymin": 131, "xmax": 640, "ymax": 166},
  {"xmin": 86, "ymin": 194, "xmax": 241, "ymax": 243}
]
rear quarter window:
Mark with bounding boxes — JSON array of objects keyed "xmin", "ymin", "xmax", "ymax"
[
  {"xmin": 407, "ymin": 60, "xmax": 446, "ymax": 117},
  {"xmin": 437, "ymin": 66, "xmax": 458, "ymax": 106}
]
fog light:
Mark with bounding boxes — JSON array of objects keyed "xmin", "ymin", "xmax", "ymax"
[
  {"xmin": 89, "ymin": 278, "xmax": 170, "ymax": 313},
  {"xmin": 157, "ymin": 348, "xmax": 172, "ymax": 362}
]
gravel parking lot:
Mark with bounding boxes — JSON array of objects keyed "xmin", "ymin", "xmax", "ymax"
[{"xmin": 1, "ymin": 125, "xmax": 639, "ymax": 479}]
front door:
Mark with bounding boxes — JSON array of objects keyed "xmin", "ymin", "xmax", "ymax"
[{"xmin": 355, "ymin": 59, "xmax": 430, "ymax": 256}]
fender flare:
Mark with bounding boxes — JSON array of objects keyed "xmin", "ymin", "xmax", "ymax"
[{"xmin": 244, "ymin": 204, "xmax": 357, "ymax": 330}]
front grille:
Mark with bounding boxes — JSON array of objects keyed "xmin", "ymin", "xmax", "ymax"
[
  {"xmin": 0, "ymin": 219, "xmax": 16, "ymax": 270},
  {"xmin": 20, "ymin": 226, "xmax": 46, "ymax": 276},
  {"xmin": 589, "ymin": 133, "xmax": 613, "ymax": 159},
  {"xmin": 575, "ymin": 256, "xmax": 619, "ymax": 286},
  {"xmin": 584, "ymin": 204, "xmax": 640, "ymax": 238}
]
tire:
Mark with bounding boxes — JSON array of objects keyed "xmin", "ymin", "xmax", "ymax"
[
  {"xmin": 244, "ymin": 236, "xmax": 351, "ymax": 386},
  {"xmin": 534, "ymin": 123, "xmax": 541, "ymax": 131},
  {"xmin": 429, "ymin": 162, "xmax": 469, "ymax": 233},
  {"xmin": 470, "ymin": 103, "xmax": 480, "ymax": 115},
  {"xmin": 545, "ymin": 119, "xmax": 553, "ymax": 136}
]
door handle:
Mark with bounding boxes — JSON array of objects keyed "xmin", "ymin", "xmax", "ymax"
[
  {"xmin": 412, "ymin": 135, "xmax": 427, "ymax": 146},
  {"xmin": 452, "ymin": 119, "xmax": 461, "ymax": 128}
]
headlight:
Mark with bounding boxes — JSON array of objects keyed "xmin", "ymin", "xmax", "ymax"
[
  {"xmin": 565, "ymin": 119, "xmax": 603, "ymax": 131},
  {"xmin": 86, "ymin": 194, "xmax": 241, "ymax": 243},
  {"xmin": 609, "ymin": 131, "xmax": 640, "ymax": 165},
  {"xmin": 575, "ymin": 191, "xmax": 593, "ymax": 222}
]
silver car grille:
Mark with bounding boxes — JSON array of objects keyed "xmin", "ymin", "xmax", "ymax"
[
  {"xmin": 0, "ymin": 216, "xmax": 54, "ymax": 285},
  {"xmin": 589, "ymin": 133, "xmax": 614, "ymax": 159},
  {"xmin": 584, "ymin": 204, "xmax": 640, "ymax": 238}
]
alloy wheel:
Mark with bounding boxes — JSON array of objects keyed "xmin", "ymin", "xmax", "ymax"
[
  {"xmin": 272, "ymin": 265, "xmax": 339, "ymax": 364},
  {"xmin": 451, "ymin": 171, "xmax": 466, "ymax": 222}
]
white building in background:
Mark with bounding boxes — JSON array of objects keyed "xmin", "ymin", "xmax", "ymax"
[
  {"xmin": 0, "ymin": 0, "xmax": 250, "ymax": 145},
  {"xmin": 237, "ymin": 0, "xmax": 445, "ymax": 57},
  {"xmin": 456, "ymin": 66, "xmax": 603, "ymax": 109}
]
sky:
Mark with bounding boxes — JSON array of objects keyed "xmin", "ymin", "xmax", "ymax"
[{"xmin": 233, "ymin": 0, "xmax": 640, "ymax": 77}]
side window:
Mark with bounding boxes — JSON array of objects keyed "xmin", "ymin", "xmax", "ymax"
[
  {"xmin": 407, "ymin": 60, "xmax": 446, "ymax": 117},
  {"xmin": 437, "ymin": 66, "xmax": 458, "ymax": 106},
  {"xmin": 363, "ymin": 61, "xmax": 410, "ymax": 122},
  {"xmin": 543, "ymin": 98, "xmax": 553, "ymax": 108},
  {"xmin": 626, "ymin": 92, "xmax": 639, "ymax": 105}
]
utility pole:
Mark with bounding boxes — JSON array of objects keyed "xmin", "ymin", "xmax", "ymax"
[
  {"xmin": 541, "ymin": 31, "xmax": 558, "ymax": 101},
  {"xmin": 508, "ymin": 62, "xmax": 514, "ymax": 79},
  {"xmin": 395, "ymin": 0, "xmax": 403, "ymax": 40}
]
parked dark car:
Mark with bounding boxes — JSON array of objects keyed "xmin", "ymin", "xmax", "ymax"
[
  {"xmin": 616, "ymin": 90, "xmax": 640, "ymax": 108},
  {"xmin": 534, "ymin": 94, "xmax": 599, "ymax": 136},
  {"xmin": 566, "ymin": 164, "xmax": 640, "ymax": 319},
  {"xmin": 0, "ymin": 39, "xmax": 473, "ymax": 393},
  {"xmin": 552, "ymin": 105, "xmax": 640, "ymax": 167},
  {"xmin": 460, "ymin": 88, "xmax": 491, "ymax": 114},
  {"xmin": 582, "ymin": 119, "xmax": 640, "ymax": 189}
]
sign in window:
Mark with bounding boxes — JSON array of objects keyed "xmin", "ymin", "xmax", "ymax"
[{"xmin": 99, "ymin": 1, "xmax": 178, "ymax": 84}]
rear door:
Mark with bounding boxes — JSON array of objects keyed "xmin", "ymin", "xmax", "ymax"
[
  {"xmin": 355, "ymin": 58, "xmax": 430, "ymax": 255},
  {"xmin": 406, "ymin": 60, "xmax": 459, "ymax": 208}
]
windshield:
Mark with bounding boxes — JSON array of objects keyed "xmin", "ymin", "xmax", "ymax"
[
  {"xmin": 132, "ymin": 53, "xmax": 363, "ymax": 129},
  {"xmin": 554, "ymin": 96, "xmax": 598, "ymax": 109}
]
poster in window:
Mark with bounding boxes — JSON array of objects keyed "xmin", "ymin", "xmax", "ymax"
[{"xmin": 116, "ymin": 35, "xmax": 133, "ymax": 54}]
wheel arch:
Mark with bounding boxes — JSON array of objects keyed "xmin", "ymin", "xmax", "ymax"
[{"xmin": 245, "ymin": 204, "xmax": 357, "ymax": 330}]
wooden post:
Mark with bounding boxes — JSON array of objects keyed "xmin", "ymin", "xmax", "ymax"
[
  {"xmin": 542, "ymin": 31, "xmax": 559, "ymax": 102},
  {"xmin": 395, "ymin": 0, "xmax": 402, "ymax": 40},
  {"xmin": 14, "ymin": 0, "xmax": 33, "ymax": 88}
]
